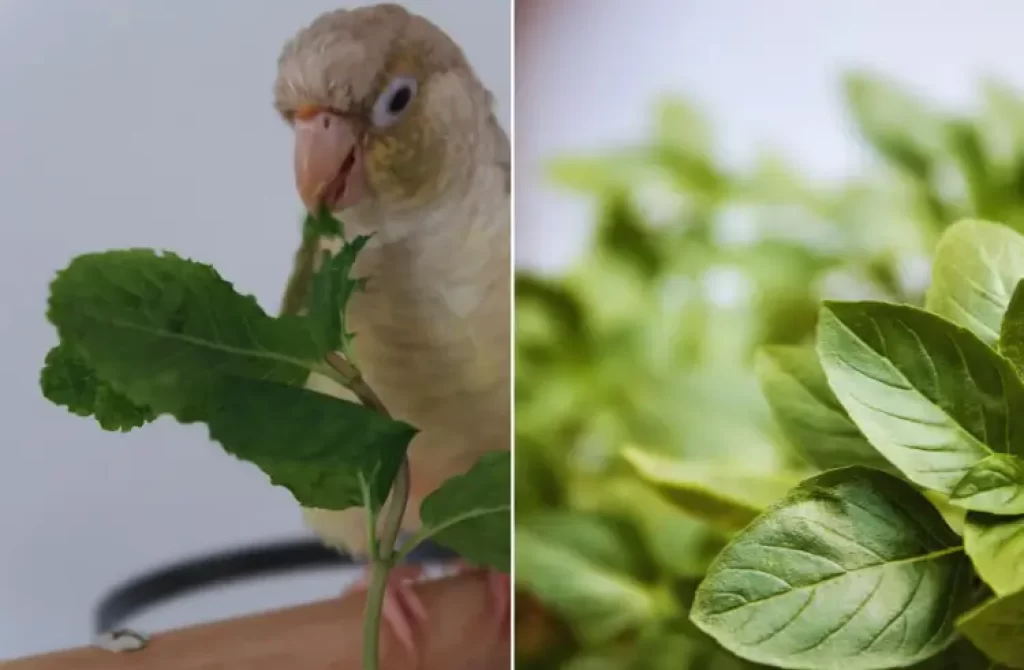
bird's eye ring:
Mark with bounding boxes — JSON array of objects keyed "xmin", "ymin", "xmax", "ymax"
[{"xmin": 371, "ymin": 76, "xmax": 418, "ymax": 128}]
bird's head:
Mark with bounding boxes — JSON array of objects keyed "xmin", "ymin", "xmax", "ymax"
[{"xmin": 274, "ymin": 3, "xmax": 494, "ymax": 219}]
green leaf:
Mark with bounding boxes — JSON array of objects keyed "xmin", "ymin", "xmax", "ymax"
[
  {"xmin": 206, "ymin": 376, "xmax": 414, "ymax": 511},
  {"xmin": 416, "ymin": 451, "xmax": 510, "ymax": 572},
  {"xmin": 843, "ymin": 72, "xmax": 945, "ymax": 180},
  {"xmin": 303, "ymin": 204, "xmax": 343, "ymax": 239},
  {"xmin": 516, "ymin": 520, "xmax": 664, "ymax": 645},
  {"xmin": 545, "ymin": 151, "xmax": 656, "ymax": 194},
  {"xmin": 950, "ymin": 454, "xmax": 1024, "ymax": 515},
  {"xmin": 39, "ymin": 343, "xmax": 155, "ymax": 431},
  {"xmin": 600, "ymin": 476, "xmax": 723, "ymax": 578},
  {"xmin": 515, "ymin": 511, "xmax": 654, "ymax": 580},
  {"xmin": 957, "ymin": 589, "xmax": 1024, "ymax": 669},
  {"xmin": 964, "ymin": 513, "xmax": 1024, "ymax": 597},
  {"xmin": 45, "ymin": 250, "xmax": 322, "ymax": 423},
  {"xmin": 654, "ymin": 96, "xmax": 712, "ymax": 158},
  {"xmin": 925, "ymin": 219, "xmax": 1024, "ymax": 346},
  {"xmin": 998, "ymin": 279, "xmax": 1024, "ymax": 374},
  {"xmin": 308, "ymin": 235, "xmax": 369, "ymax": 354},
  {"xmin": 755, "ymin": 345, "xmax": 894, "ymax": 473},
  {"xmin": 621, "ymin": 446, "xmax": 801, "ymax": 532},
  {"xmin": 817, "ymin": 301, "xmax": 1024, "ymax": 508},
  {"xmin": 691, "ymin": 467, "xmax": 973, "ymax": 670},
  {"xmin": 946, "ymin": 123, "xmax": 1000, "ymax": 218},
  {"xmin": 922, "ymin": 490, "xmax": 967, "ymax": 537}
]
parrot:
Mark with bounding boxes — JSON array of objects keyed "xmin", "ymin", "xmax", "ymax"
[{"xmin": 272, "ymin": 3, "xmax": 510, "ymax": 664}]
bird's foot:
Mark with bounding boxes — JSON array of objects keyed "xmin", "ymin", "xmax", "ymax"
[
  {"xmin": 343, "ymin": 560, "xmax": 510, "ymax": 665},
  {"xmin": 347, "ymin": 563, "xmax": 429, "ymax": 666},
  {"xmin": 453, "ymin": 560, "xmax": 511, "ymax": 637}
]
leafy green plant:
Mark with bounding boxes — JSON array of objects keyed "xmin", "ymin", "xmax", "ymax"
[
  {"xmin": 692, "ymin": 218, "xmax": 1024, "ymax": 669},
  {"xmin": 38, "ymin": 209, "xmax": 510, "ymax": 670},
  {"xmin": 515, "ymin": 73, "xmax": 1024, "ymax": 669}
]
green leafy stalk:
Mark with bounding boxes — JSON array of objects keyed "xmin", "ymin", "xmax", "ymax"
[
  {"xmin": 318, "ymin": 349, "xmax": 412, "ymax": 670},
  {"xmin": 40, "ymin": 206, "xmax": 510, "ymax": 670}
]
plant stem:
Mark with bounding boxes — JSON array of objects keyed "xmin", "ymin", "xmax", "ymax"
[
  {"xmin": 362, "ymin": 555, "xmax": 389, "ymax": 670},
  {"xmin": 326, "ymin": 352, "xmax": 390, "ymax": 415},
  {"xmin": 361, "ymin": 460, "xmax": 411, "ymax": 669},
  {"xmin": 327, "ymin": 351, "xmax": 412, "ymax": 670}
]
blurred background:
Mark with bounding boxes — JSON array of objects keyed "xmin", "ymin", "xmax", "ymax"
[
  {"xmin": 514, "ymin": 1, "xmax": 1024, "ymax": 668},
  {"xmin": 0, "ymin": 0, "xmax": 509, "ymax": 658}
]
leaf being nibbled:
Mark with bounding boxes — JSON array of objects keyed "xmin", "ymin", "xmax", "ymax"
[
  {"xmin": 755, "ymin": 345, "xmax": 894, "ymax": 474},
  {"xmin": 926, "ymin": 219, "xmax": 1024, "ymax": 347},
  {"xmin": 817, "ymin": 301, "xmax": 1024, "ymax": 509},
  {"xmin": 303, "ymin": 205, "xmax": 343, "ymax": 239},
  {"xmin": 206, "ymin": 376, "xmax": 414, "ymax": 511},
  {"xmin": 45, "ymin": 249, "xmax": 322, "ymax": 423},
  {"xmin": 691, "ymin": 467, "xmax": 973, "ymax": 670},
  {"xmin": 40, "ymin": 343, "xmax": 155, "ymax": 431},
  {"xmin": 621, "ymin": 446, "xmax": 801, "ymax": 532},
  {"xmin": 43, "ymin": 247, "xmax": 416, "ymax": 512},
  {"xmin": 964, "ymin": 512, "xmax": 1024, "ymax": 598},
  {"xmin": 308, "ymin": 235, "xmax": 370, "ymax": 355},
  {"xmin": 418, "ymin": 451, "xmax": 510, "ymax": 572},
  {"xmin": 956, "ymin": 589, "xmax": 1024, "ymax": 669}
]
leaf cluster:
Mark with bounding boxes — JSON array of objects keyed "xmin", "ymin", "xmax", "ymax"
[
  {"xmin": 515, "ymin": 75, "xmax": 1024, "ymax": 669},
  {"xmin": 38, "ymin": 211, "xmax": 509, "ymax": 572}
]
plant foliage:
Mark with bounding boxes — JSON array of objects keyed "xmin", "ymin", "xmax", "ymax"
[{"xmin": 515, "ymin": 74, "xmax": 1024, "ymax": 669}]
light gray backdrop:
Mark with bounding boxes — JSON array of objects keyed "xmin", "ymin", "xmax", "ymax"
[
  {"xmin": 0, "ymin": 0, "xmax": 509, "ymax": 657},
  {"xmin": 517, "ymin": 0, "xmax": 1024, "ymax": 273}
]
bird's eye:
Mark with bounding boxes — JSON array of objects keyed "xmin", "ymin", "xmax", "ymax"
[{"xmin": 370, "ymin": 76, "xmax": 418, "ymax": 128}]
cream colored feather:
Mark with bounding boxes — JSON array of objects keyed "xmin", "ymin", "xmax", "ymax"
[{"xmin": 274, "ymin": 4, "xmax": 510, "ymax": 557}]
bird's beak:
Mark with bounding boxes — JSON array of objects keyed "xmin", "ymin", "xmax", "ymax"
[{"xmin": 293, "ymin": 108, "xmax": 366, "ymax": 213}]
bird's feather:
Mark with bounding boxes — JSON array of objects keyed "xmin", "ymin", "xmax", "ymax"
[{"xmin": 276, "ymin": 5, "xmax": 510, "ymax": 557}]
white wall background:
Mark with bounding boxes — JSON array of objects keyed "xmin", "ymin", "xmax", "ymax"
[
  {"xmin": 0, "ymin": 0, "xmax": 509, "ymax": 658},
  {"xmin": 516, "ymin": 0, "xmax": 1024, "ymax": 272}
]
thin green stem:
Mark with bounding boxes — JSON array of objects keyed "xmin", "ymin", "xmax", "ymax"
[
  {"xmin": 393, "ymin": 504, "xmax": 509, "ymax": 563},
  {"xmin": 329, "ymin": 353, "xmax": 411, "ymax": 670},
  {"xmin": 362, "ymin": 556, "xmax": 390, "ymax": 670},
  {"xmin": 360, "ymin": 462, "xmax": 411, "ymax": 670}
]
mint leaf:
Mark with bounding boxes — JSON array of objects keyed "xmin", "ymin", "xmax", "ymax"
[
  {"xmin": 691, "ymin": 467, "xmax": 973, "ymax": 670},
  {"xmin": 308, "ymin": 236, "xmax": 370, "ymax": 354},
  {"xmin": 950, "ymin": 454, "xmax": 1024, "ymax": 515},
  {"xmin": 40, "ymin": 343, "xmax": 155, "ymax": 431},
  {"xmin": 926, "ymin": 219, "xmax": 1024, "ymax": 346},
  {"xmin": 206, "ymin": 377, "xmax": 414, "ymax": 511},
  {"xmin": 621, "ymin": 446, "xmax": 800, "ymax": 532},
  {"xmin": 755, "ymin": 345, "xmax": 895, "ymax": 474},
  {"xmin": 964, "ymin": 513, "xmax": 1024, "ymax": 598},
  {"xmin": 417, "ymin": 451, "xmax": 510, "ymax": 572},
  {"xmin": 817, "ymin": 301, "xmax": 1024, "ymax": 507},
  {"xmin": 956, "ymin": 589, "xmax": 1024, "ymax": 669},
  {"xmin": 45, "ymin": 249, "xmax": 321, "ymax": 422}
]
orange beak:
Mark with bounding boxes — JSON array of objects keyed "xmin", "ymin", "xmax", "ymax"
[{"xmin": 293, "ymin": 107, "xmax": 366, "ymax": 213}]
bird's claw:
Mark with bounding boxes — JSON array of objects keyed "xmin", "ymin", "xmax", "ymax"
[{"xmin": 345, "ymin": 561, "xmax": 510, "ymax": 666}]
